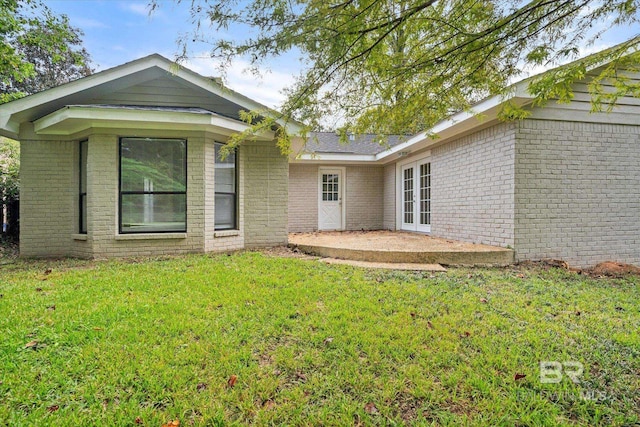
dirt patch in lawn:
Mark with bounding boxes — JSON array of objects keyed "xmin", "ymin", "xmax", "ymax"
[
  {"xmin": 517, "ymin": 259, "xmax": 640, "ymax": 278},
  {"xmin": 588, "ymin": 261, "xmax": 640, "ymax": 277},
  {"xmin": 259, "ymin": 245, "xmax": 317, "ymax": 259}
]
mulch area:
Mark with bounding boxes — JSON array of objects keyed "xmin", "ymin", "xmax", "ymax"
[{"xmin": 517, "ymin": 259, "xmax": 640, "ymax": 278}]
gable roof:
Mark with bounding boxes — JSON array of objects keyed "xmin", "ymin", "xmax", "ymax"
[{"xmin": 0, "ymin": 54, "xmax": 302, "ymax": 139}]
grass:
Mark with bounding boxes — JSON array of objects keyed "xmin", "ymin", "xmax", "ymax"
[{"xmin": 0, "ymin": 251, "xmax": 638, "ymax": 426}]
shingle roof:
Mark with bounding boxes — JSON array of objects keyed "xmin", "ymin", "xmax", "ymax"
[{"xmin": 305, "ymin": 132, "xmax": 408, "ymax": 155}]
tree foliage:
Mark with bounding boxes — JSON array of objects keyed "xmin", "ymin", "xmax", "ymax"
[
  {"xmin": 0, "ymin": 137, "xmax": 19, "ymax": 200},
  {"xmin": 0, "ymin": 0, "xmax": 92, "ymax": 103},
  {"xmin": 156, "ymin": 0, "xmax": 640, "ymax": 144}
]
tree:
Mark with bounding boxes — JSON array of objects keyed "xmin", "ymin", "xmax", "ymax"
[
  {"xmin": 0, "ymin": 138, "xmax": 19, "ymax": 201},
  {"xmin": 1, "ymin": 0, "xmax": 92, "ymax": 103},
  {"xmin": 154, "ymin": 0, "xmax": 640, "ymax": 147},
  {"xmin": 0, "ymin": 137, "xmax": 19, "ymax": 239}
]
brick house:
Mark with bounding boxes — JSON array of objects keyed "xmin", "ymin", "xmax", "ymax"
[
  {"xmin": 1, "ymin": 53, "xmax": 639, "ymax": 267},
  {"xmin": 289, "ymin": 70, "xmax": 640, "ymax": 268},
  {"xmin": 0, "ymin": 54, "xmax": 300, "ymax": 258}
]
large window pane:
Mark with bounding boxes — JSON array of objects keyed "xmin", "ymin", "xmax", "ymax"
[
  {"xmin": 120, "ymin": 138, "xmax": 186, "ymax": 192},
  {"xmin": 121, "ymin": 193, "xmax": 186, "ymax": 233},
  {"xmin": 119, "ymin": 138, "xmax": 187, "ymax": 233}
]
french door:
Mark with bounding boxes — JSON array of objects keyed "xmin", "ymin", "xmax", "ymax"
[{"xmin": 401, "ymin": 161, "xmax": 431, "ymax": 233}]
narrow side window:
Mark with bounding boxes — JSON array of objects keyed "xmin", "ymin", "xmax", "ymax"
[{"xmin": 79, "ymin": 140, "xmax": 88, "ymax": 234}]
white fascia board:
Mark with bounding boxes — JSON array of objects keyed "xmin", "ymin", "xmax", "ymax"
[
  {"xmin": 0, "ymin": 115, "xmax": 19, "ymax": 139},
  {"xmin": 375, "ymin": 85, "xmax": 533, "ymax": 162},
  {"xmin": 292, "ymin": 153, "xmax": 377, "ymax": 163},
  {"xmin": 0, "ymin": 56, "xmax": 165, "ymax": 117},
  {"xmin": 33, "ymin": 106, "xmax": 274, "ymax": 139},
  {"xmin": 291, "ymin": 83, "xmax": 534, "ymax": 165}
]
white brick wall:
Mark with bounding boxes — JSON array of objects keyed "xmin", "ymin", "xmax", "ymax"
[
  {"xmin": 345, "ymin": 166, "xmax": 384, "ymax": 230},
  {"xmin": 19, "ymin": 140, "xmax": 83, "ymax": 257},
  {"xmin": 288, "ymin": 165, "xmax": 385, "ymax": 232},
  {"xmin": 243, "ymin": 141, "xmax": 288, "ymax": 247},
  {"xmin": 19, "ymin": 130, "xmax": 285, "ymax": 258},
  {"xmin": 88, "ymin": 133, "xmax": 205, "ymax": 258},
  {"xmin": 383, "ymin": 163, "xmax": 396, "ymax": 230},
  {"xmin": 515, "ymin": 119, "xmax": 640, "ymax": 267},
  {"xmin": 431, "ymin": 122, "xmax": 517, "ymax": 247},
  {"xmin": 288, "ymin": 164, "xmax": 318, "ymax": 232}
]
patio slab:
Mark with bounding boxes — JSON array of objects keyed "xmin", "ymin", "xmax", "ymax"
[{"xmin": 289, "ymin": 230, "xmax": 515, "ymax": 266}]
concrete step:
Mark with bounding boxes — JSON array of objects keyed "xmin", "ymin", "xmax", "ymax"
[{"xmin": 291, "ymin": 243, "xmax": 514, "ymax": 267}]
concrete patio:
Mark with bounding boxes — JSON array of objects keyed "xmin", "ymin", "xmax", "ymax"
[{"xmin": 288, "ymin": 230, "xmax": 515, "ymax": 267}]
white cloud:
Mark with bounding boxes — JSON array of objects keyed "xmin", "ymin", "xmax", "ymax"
[
  {"xmin": 73, "ymin": 17, "xmax": 109, "ymax": 29},
  {"xmin": 119, "ymin": 2, "xmax": 153, "ymax": 17},
  {"xmin": 519, "ymin": 42, "xmax": 613, "ymax": 80},
  {"xmin": 182, "ymin": 55, "xmax": 297, "ymax": 109}
]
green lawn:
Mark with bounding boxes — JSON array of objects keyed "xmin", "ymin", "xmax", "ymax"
[{"xmin": 1, "ymin": 252, "xmax": 638, "ymax": 426}]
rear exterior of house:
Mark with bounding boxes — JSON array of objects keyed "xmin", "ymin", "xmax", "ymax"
[
  {"xmin": 3, "ymin": 53, "xmax": 639, "ymax": 267},
  {"xmin": 1, "ymin": 55, "xmax": 293, "ymax": 258},
  {"xmin": 289, "ymin": 73, "xmax": 640, "ymax": 268}
]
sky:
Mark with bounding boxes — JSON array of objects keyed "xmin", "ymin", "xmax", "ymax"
[
  {"xmin": 45, "ymin": 0, "xmax": 301, "ymax": 108},
  {"xmin": 44, "ymin": 0, "xmax": 640, "ymax": 110}
]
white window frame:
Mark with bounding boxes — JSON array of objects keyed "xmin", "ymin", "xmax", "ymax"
[{"xmin": 395, "ymin": 151, "xmax": 431, "ymax": 233}]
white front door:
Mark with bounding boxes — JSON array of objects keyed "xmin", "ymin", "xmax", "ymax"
[
  {"xmin": 318, "ymin": 168, "xmax": 344, "ymax": 230},
  {"xmin": 401, "ymin": 161, "xmax": 431, "ymax": 233}
]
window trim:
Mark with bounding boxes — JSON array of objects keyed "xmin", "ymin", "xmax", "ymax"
[
  {"xmin": 214, "ymin": 141, "xmax": 238, "ymax": 231},
  {"xmin": 79, "ymin": 139, "xmax": 88, "ymax": 234},
  {"xmin": 118, "ymin": 137, "xmax": 188, "ymax": 234}
]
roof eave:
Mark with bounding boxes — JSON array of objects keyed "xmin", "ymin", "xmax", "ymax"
[
  {"xmin": 0, "ymin": 53, "xmax": 303, "ymax": 136},
  {"xmin": 32, "ymin": 105, "xmax": 275, "ymax": 139}
]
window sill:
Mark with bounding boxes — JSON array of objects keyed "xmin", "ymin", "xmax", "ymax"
[
  {"xmin": 214, "ymin": 230, "xmax": 240, "ymax": 238},
  {"xmin": 115, "ymin": 233, "xmax": 187, "ymax": 241},
  {"xmin": 72, "ymin": 234, "xmax": 88, "ymax": 241}
]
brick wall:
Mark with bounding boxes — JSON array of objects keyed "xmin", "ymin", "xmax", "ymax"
[
  {"xmin": 515, "ymin": 119, "xmax": 640, "ymax": 267},
  {"xmin": 243, "ymin": 141, "xmax": 288, "ymax": 247},
  {"xmin": 19, "ymin": 140, "xmax": 81, "ymax": 257},
  {"xmin": 19, "ymin": 131, "xmax": 285, "ymax": 258},
  {"xmin": 288, "ymin": 164, "xmax": 318, "ymax": 232},
  {"xmin": 288, "ymin": 164, "xmax": 385, "ymax": 232},
  {"xmin": 345, "ymin": 166, "xmax": 384, "ymax": 230},
  {"xmin": 206, "ymin": 135, "xmax": 244, "ymax": 252},
  {"xmin": 383, "ymin": 163, "xmax": 396, "ymax": 230},
  {"xmin": 431, "ymin": 122, "xmax": 517, "ymax": 247},
  {"xmin": 88, "ymin": 133, "xmax": 205, "ymax": 258}
]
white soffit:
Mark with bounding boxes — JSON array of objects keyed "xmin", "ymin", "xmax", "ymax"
[{"xmin": 33, "ymin": 105, "xmax": 275, "ymax": 140}]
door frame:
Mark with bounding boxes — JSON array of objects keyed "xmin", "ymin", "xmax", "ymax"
[
  {"xmin": 400, "ymin": 163, "xmax": 416, "ymax": 231},
  {"xmin": 318, "ymin": 166, "xmax": 346, "ymax": 231},
  {"xmin": 396, "ymin": 152, "xmax": 431, "ymax": 233}
]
